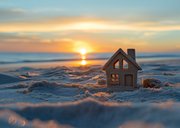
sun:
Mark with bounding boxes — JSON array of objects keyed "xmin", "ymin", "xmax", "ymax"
[{"xmin": 80, "ymin": 48, "xmax": 87, "ymax": 55}]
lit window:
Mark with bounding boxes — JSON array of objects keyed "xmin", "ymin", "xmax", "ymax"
[
  {"xmin": 123, "ymin": 60, "xmax": 128, "ymax": 69},
  {"xmin": 113, "ymin": 60, "xmax": 119, "ymax": 69},
  {"xmin": 111, "ymin": 74, "xmax": 119, "ymax": 82}
]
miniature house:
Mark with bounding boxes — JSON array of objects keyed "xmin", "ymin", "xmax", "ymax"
[{"xmin": 103, "ymin": 48, "xmax": 142, "ymax": 90}]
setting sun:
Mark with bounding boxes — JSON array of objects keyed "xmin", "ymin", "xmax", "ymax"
[
  {"xmin": 79, "ymin": 48, "xmax": 88, "ymax": 66},
  {"xmin": 80, "ymin": 48, "xmax": 87, "ymax": 55}
]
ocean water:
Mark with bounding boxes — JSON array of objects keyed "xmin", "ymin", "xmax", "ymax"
[
  {"xmin": 0, "ymin": 52, "xmax": 180, "ymax": 64},
  {"xmin": 0, "ymin": 52, "xmax": 179, "ymax": 71}
]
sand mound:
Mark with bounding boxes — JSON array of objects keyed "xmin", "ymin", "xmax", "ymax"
[
  {"xmin": 0, "ymin": 73, "xmax": 24, "ymax": 85},
  {"xmin": 22, "ymin": 81, "xmax": 83, "ymax": 97},
  {"xmin": 0, "ymin": 98, "xmax": 179, "ymax": 128}
]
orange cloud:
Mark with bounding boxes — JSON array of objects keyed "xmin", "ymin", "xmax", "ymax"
[{"xmin": 1, "ymin": 17, "xmax": 180, "ymax": 32}]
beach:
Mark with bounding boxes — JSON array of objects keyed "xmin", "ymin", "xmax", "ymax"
[
  {"xmin": 0, "ymin": 53, "xmax": 180, "ymax": 128},
  {"xmin": 1, "ymin": 0, "xmax": 180, "ymax": 127}
]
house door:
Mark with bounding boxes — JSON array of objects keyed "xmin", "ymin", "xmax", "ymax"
[{"xmin": 125, "ymin": 74, "xmax": 133, "ymax": 87}]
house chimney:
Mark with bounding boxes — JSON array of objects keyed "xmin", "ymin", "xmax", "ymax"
[{"xmin": 127, "ymin": 49, "xmax": 136, "ymax": 61}]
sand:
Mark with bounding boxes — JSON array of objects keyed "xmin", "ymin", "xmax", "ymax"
[
  {"xmin": 0, "ymin": 59, "xmax": 180, "ymax": 128},
  {"xmin": 0, "ymin": 73, "xmax": 25, "ymax": 85}
]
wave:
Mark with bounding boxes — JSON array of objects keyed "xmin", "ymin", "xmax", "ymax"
[
  {"xmin": 137, "ymin": 53, "xmax": 180, "ymax": 58},
  {"xmin": 0, "ymin": 53, "xmax": 179, "ymax": 65},
  {"xmin": 0, "ymin": 57, "xmax": 108, "ymax": 65}
]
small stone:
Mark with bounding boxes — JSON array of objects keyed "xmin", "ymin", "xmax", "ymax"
[
  {"xmin": 97, "ymin": 79, "xmax": 106, "ymax": 85},
  {"xmin": 142, "ymin": 78, "xmax": 162, "ymax": 88},
  {"xmin": 163, "ymin": 72, "xmax": 175, "ymax": 76}
]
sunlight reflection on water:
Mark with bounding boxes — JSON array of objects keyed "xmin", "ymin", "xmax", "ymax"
[
  {"xmin": 80, "ymin": 54, "xmax": 87, "ymax": 66},
  {"xmin": 81, "ymin": 60, "xmax": 87, "ymax": 66}
]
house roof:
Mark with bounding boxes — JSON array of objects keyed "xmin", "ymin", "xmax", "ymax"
[{"xmin": 103, "ymin": 48, "xmax": 142, "ymax": 70}]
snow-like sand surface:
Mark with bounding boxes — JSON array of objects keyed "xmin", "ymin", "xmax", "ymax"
[
  {"xmin": 0, "ymin": 73, "xmax": 25, "ymax": 84},
  {"xmin": 0, "ymin": 59, "xmax": 180, "ymax": 128}
]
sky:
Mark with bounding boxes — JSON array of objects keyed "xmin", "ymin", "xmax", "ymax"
[{"xmin": 0, "ymin": 0, "xmax": 180, "ymax": 53}]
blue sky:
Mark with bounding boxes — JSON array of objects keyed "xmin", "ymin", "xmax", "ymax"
[{"xmin": 0, "ymin": 0, "xmax": 180, "ymax": 52}]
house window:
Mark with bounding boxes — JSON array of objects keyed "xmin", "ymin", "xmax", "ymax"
[
  {"xmin": 113, "ymin": 60, "xmax": 119, "ymax": 69},
  {"xmin": 123, "ymin": 60, "xmax": 128, "ymax": 69},
  {"xmin": 111, "ymin": 74, "xmax": 119, "ymax": 82}
]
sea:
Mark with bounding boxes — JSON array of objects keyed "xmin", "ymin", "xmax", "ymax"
[{"xmin": 0, "ymin": 52, "xmax": 180, "ymax": 70}]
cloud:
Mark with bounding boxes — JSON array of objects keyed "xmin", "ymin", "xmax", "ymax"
[
  {"xmin": 0, "ymin": 18, "xmax": 180, "ymax": 33},
  {"xmin": 0, "ymin": 32, "xmax": 78, "ymax": 52},
  {"xmin": 0, "ymin": 31, "xmax": 179, "ymax": 53},
  {"xmin": 143, "ymin": 32, "xmax": 157, "ymax": 37},
  {"xmin": 0, "ymin": 5, "xmax": 180, "ymax": 33},
  {"xmin": 113, "ymin": 38, "xmax": 148, "ymax": 47},
  {"xmin": 0, "ymin": 8, "xmax": 25, "ymax": 21}
]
